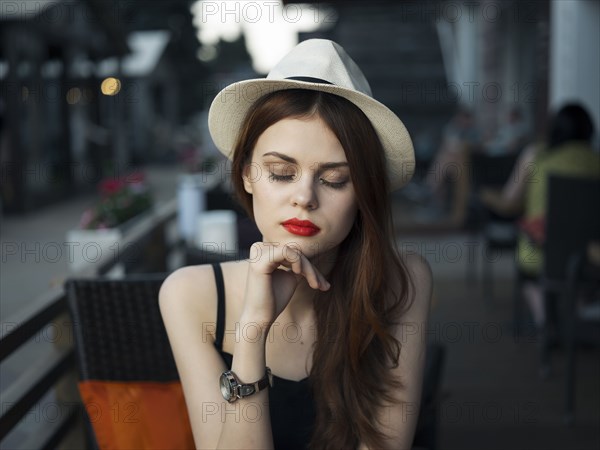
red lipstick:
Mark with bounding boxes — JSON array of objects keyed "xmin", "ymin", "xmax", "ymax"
[{"xmin": 282, "ymin": 218, "xmax": 320, "ymax": 237}]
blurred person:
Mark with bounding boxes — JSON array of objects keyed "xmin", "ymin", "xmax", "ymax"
[
  {"xmin": 159, "ymin": 39, "xmax": 432, "ymax": 449},
  {"xmin": 482, "ymin": 106, "xmax": 529, "ymax": 156},
  {"xmin": 478, "ymin": 141, "xmax": 539, "ymax": 218},
  {"xmin": 519, "ymin": 104, "xmax": 599, "ymax": 329},
  {"xmin": 425, "ymin": 107, "xmax": 479, "ymax": 194},
  {"xmin": 483, "ymin": 104, "xmax": 600, "ymax": 329},
  {"xmin": 417, "ymin": 107, "xmax": 480, "ymax": 229}
]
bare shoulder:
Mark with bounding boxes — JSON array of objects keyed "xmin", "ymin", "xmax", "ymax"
[
  {"xmin": 159, "ymin": 264, "xmax": 217, "ymax": 325},
  {"xmin": 403, "ymin": 251, "xmax": 433, "ymax": 291},
  {"xmin": 397, "ymin": 250, "xmax": 433, "ymax": 321},
  {"xmin": 159, "ymin": 261, "xmax": 248, "ymax": 336}
]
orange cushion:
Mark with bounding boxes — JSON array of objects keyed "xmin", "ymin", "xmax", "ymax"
[{"xmin": 78, "ymin": 380, "xmax": 195, "ymax": 450}]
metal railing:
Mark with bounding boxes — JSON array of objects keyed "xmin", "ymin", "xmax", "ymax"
[{"xmin": 0, "ymin": 199, "xmax": 179, "ymax": 448}]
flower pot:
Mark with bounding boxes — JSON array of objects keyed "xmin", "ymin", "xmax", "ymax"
[
  {"xmin": 177, "ymin": 173, "xmax": 220, "ymax": 244},
  {"xmin": 65, "ymin": 213, "xmax": 147, "ymax": 274},
  {"xmin": 195, "ymin": 210, "xmax": 238, "ymax": 255}
]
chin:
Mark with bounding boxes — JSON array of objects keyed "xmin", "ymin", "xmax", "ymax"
[
  {"xmin": 257, "ymin": 231, "xmax": 331, "ymax": 259},
  {"xmin": 283, "ymin": 237, "xmax": 342, "ymax": 262}
]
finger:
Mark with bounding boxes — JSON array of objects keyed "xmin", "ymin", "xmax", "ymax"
[
  {"xmin": 250, "ymin": 242, "xmax": 294, "ymax": 274},
  {"xmin": 286, "ymin": 246, "xmax": 329, "ymax": 291},
  {"xmin": 280, "ymin": 245, "xmax": 316, "ymax": 288},
  {"xmin": 292, "ymin": 249, "xmax": 330, "ymax": 290},
  {"xmin": 253, "ymin": 242, "xmax": 330, "ymax": 291},
  {"xmin": 282, "ymin": 245, "xmax": 307, "ymax": 278},
  {"xmin": 313, "ymin": 265, "xmax": 331, "ymax": 291}
]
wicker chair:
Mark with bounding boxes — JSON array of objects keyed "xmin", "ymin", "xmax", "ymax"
[
  {"xmin": 66, "ymin": 274, "xmax": 177, "ymax": 449},
  {"xmin": 66, "ymin": 274, "xmax": 175, "ymax": 382}
]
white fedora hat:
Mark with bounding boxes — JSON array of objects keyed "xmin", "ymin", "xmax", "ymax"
[{"xmin": 208, "ymin": 39, "xmax": 414, "ymax": 190}]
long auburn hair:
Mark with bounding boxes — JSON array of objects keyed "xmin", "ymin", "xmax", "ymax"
[{"xmin": 231, "ymin": 89, "xmax": 413, "ymax": 449}]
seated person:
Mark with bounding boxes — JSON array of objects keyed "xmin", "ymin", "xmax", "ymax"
[
  {"xmin": 425, "ymin": 107, "xmax": 479, "ymax": 195},
  {"xmin": 479, "ymin": 142, "xmax": 540, "ymax": 218},
  {"xmin": 482, "ymin": 104, "xmax": 599, "ymax": 329},
  {"xmin": 482, "ymin": 107, "xmax": 529, "ymax": 157},
  {"xmin": 417, "ymin": 107, "xmax": 479, "ymax": 229}
]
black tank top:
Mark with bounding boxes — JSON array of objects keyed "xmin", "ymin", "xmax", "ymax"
[{"xmin": 211, "ymin": 264, "xmax": 315, "ymax": 449}]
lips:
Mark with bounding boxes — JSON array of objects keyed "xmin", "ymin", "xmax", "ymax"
[{"xmin": 281, "ymin": 218, "xmax": 320, "ymax": 237}]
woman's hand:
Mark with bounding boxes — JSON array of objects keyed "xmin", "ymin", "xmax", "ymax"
[{"xmin": 242, "ymin": 242, "xmax": 330, "ymax": 324}]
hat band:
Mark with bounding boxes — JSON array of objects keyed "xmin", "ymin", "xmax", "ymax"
[{"xmin": 285, "ymin": 76, "xmax": 333, "ymax": 85}]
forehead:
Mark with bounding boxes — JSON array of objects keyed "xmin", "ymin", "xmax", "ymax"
[{"xmin": 253, "ymin": 116, "xmax": 347, "ymax": 163}]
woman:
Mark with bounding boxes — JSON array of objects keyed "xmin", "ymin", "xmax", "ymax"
[
  {"xmin": 516, "ymin": 104, "xmax": 599, "ymax": 327},
  {"xmin": 160, "ymin": 39, "xmax": 432, "ymax": 450},
  {"xmin": 481, "ymin": 104, "xmax": 599, "ymax": 328}
]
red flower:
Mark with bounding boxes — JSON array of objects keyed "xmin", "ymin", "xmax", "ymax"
[{"xmin": 99, "ymin": 178, "xmax": 125, "ymax": 196}]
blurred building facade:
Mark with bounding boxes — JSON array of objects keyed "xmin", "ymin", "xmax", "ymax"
[
  {"xmin": 2, "ymin": 0, "xmax": 598, "ymax": 214},
  {"xmin": 283, "ymin": 0, "xmax": 598, "ymax": 159},
  {"xmin": 0, "ymin": 0, "xmax": 208, "ymax": 214},
  {"xmin": 1, "ymin": 0, "xmax": 127, "ymax": 212}
]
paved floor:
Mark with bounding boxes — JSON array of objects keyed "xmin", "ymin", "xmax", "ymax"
[{"xmin": 411, "ymin": 232, "xmax": 600, "ymax": 450}]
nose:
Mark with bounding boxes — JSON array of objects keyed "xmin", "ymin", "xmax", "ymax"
[{"xmin": 290, "ymin": 177, "xmax": 318, "ymax": 210}]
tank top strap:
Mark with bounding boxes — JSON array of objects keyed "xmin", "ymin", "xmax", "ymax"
[{"xmin": 212, "ymin": 263, "xmax": 226, "ymax": 351}]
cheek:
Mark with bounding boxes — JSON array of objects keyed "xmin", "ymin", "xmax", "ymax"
[
  {"xmin": 337, "ymin": 204, "xmax": 358, "ymax": 236},
  {"xmin": 249, "ymin": 182, "xmax": 281, "ymax": 235},
  {"xmin": 327, "ymin": 195, "xmax": 358, "ymax": 240},
  {"xmin": 337, "ymin": 188, "xmax": 358, "ymax": 220}
]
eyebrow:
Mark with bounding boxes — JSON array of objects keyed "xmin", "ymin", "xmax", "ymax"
[{"xmin": 261, "ymin": 151, "xmax": 349, "ymax": 170}]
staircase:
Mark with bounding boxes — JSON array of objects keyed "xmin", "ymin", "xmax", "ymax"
[{"xmin": 327, "ymin": 3, "xmax": 455, "ymax": 164}]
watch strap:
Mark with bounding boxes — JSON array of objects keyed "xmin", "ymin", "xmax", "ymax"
[
  {"xmin": 238, "ymin": 368, "xmax": 272, "ymax": 397},
  {"xmin": 223, "ymin": 367, "xmax": 273, "ymax": 402}
]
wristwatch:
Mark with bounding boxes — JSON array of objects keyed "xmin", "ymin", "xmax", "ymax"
[{"xmin": 220, "ymin": 367, "xmax": 273, "ymax": 403}]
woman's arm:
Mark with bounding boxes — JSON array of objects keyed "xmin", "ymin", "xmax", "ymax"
[
  {"xmin": 359, "ymin": 253, "xmax": 433, "ymax": 450},
  {"xmin": 214, "ymin": 243, "xmax": 329, "ymax": 448},
  {"xmin": 160, "ymin": 244, "xmax": 330, "ymax": 449},
  {"xmin": 501, "ymin": 143, "xmax": 537, "ymax": 204},
  {"xmin": 479, "ymin": 143, "xmax": 538, "ymax": 217},
  {"xmin": 160, "ymin": 265, "xmax": 275, "ymax": 449},
  {"xmin": 159, "ymin": 265, "xmax": 230, "ymax": 449}
]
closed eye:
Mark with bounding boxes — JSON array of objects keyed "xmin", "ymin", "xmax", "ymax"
[
  {"xmin": 319, "ymin": 178, "xmax": 348, "ymax": 189},
  {"xmin": 269, "ymin": 172, "xmax": 295, "ymax": 182}
]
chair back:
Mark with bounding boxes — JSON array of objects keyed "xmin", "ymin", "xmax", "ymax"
[
  {"xmin": 66, "ymin": 274, "xmax": 177, "ymax": 382},
  {"xmin": 544, "ymin": 175, "xmax": 600, "ymax": 282}
]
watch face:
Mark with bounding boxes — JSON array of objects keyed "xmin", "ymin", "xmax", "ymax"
[{"xmin": 220, "ymin": 372, "xmax": 233, "ymax": 401}]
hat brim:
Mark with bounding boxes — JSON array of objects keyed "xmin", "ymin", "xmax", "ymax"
[{"xmin": 208, "ymin": 79, "xmax": 414, "ymax": 190}]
